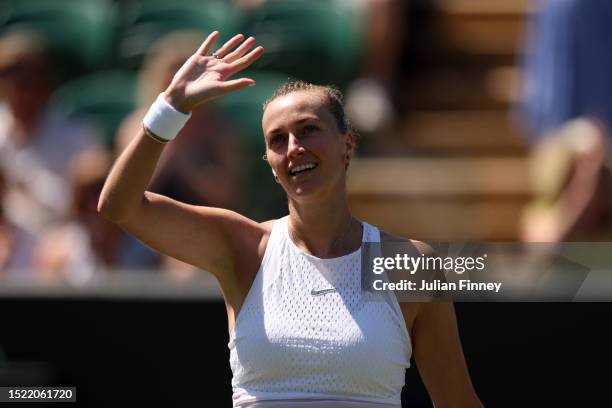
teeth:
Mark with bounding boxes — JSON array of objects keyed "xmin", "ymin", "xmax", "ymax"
[{"xmin": 290, "ymin": 163, "xmax": 316, "ymax": 175}]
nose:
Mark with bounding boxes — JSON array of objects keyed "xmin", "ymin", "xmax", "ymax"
[{"xmin": 287, "ymin": 133, "xmax": 305, "ymax": 159}]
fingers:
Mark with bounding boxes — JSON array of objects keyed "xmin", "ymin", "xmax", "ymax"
[
  {"xmin": 213, "ymin": 34, "xmax": 245, "ymax": 59},
  {"xmin": 218, "ymin": 78, "xmax": 256, "ymax": 93},
  {"xmin": 196, "ymin": 31, "xmax": 220, "ymax": 56},
  {"xmin": 228, "ymin": 46, "xmax": 264, "ymax": 73},
  {"xmin": 224, "ymin": 36, "xmax": 256, "ymax": 63}
]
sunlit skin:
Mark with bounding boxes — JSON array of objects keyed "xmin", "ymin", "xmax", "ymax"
[
  {"xmin": 263, "ymin": 91, "xmax": 359, "ymax": 257},
  {"xmin": 263, "ymin": 91, "xmax": 354, "ymax": 199}
]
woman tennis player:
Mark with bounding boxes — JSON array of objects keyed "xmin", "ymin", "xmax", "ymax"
[{"xmin": 99, "ymin": 32, "xmax": 482, "ymax": 408}]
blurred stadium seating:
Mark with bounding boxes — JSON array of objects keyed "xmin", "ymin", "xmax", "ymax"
[
  {"xmin": 49, "ymin": 70, "xmax": 137, "ymax": 148},
  {"xmin": 0, "ymin": 0, "xmax": 117, "ymax": 78},
  {"xmin": 0, "ymin": 0, "xmax": 366, "ymax": 223},
  {"xmin": 241, "ymin": 0, "xmax": 363, "ymax": 89},
  {"xmin": 115, "ymin": 0, "xmax": 239, "ymax": 69},
  {"xmin": 0, "ymin": 0, "xmax": 534, "ymax": 244},
  {"xmin": 349, "ymin": 0, "xmax": 532, "ymax": 241}
]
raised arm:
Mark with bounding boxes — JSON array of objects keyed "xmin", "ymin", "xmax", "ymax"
[{"xmin": 98, "ymin": 32, "xmax": 265, "ymax": 281}]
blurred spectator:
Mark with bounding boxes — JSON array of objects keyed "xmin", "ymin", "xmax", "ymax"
[
  {"xmin": 33, "ymin": 148, "xmax": 120, "ymax": 284},
  {"xmin": 0, "ymin": 31, "xmax": 101, "ymax": 235},
  {"xmin": 0, "ymin": 169, "xmax": 36, "ymax": 276},
  {"xmin": 521, "ymin": 118, "xmax": 610, "ymax": 241},
  {"xmin": 116, "ymin": 30, "xmax": 245, "ymax": 210},
  {"xmin": 519, "ymin": 0, "xmax": 612, "ymax": 241},
  {"xmin": 522, "ymin": 0, "xmax": 612, "ymax": 137},
  {"xmin": 342, "ymin": 0, "xmax": 406, "ymax": 134}
]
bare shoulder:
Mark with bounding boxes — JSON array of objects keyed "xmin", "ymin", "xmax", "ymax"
[
  {"xmin": 376, "ymin": 229, "xmax": 434, "ymax": 330},
  {"xmin": 221, "ymin": 211, "xmax": 272, "ymax": 261},
  {"xmin": 232, "ymin": 217, "xmax": 275, "ymax": 285},
  {"xmin": 223, "ymin": 217, "xmax": 281, "ymax": 317},
  {"xmin": 257, "ymin": 219, "xmax": 276, "ymax": 257}
]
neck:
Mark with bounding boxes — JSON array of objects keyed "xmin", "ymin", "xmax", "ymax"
[{"xmin": 287, "ymin": 190, "xmax": 360, "ymax": 258}]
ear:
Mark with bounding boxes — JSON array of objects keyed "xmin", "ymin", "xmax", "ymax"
[
  {"xmin": 343, "ymin": 131, "xmax": 356, "ymax": 165},
  {"xmin": 263, "ymin": 153, "xmax": 280, "ymax": 183}
]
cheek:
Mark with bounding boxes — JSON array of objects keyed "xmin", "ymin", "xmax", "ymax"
[
  {"xmin": 317, "ymin": 138, "xmax": 345, "ymax": 163},
  {"xmin": 266, "ymin": 154, "xmax": 284, "ymax": 174},
  {"xmin": 308, "ymin": 132, "xmax": 340, "ymax": 153}
]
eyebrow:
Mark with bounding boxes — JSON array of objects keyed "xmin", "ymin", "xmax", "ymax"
[{"xmin": 266, "ymin": 117, "xmax": 320, "ymax": 136}]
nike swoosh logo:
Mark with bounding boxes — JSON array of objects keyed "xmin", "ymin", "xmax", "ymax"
[{"xmin": 311, "ymin": 288, "xmax": 337, "ymax": 296}]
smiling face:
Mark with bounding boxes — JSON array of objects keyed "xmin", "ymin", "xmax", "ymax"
[{"xmin": 262, "ymin": 90, "xmax": 354, "ymax": 201}]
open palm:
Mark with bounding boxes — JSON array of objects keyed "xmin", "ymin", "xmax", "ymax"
[{"xmin": 165, "ymin": 31, "xmax": 264, "ymax": 112}]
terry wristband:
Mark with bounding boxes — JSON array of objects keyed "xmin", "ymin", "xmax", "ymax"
[{"xmin": 142, "ymin": 93, "xmax": 192, "ymax": 141}]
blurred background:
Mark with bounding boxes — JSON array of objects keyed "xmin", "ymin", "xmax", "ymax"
[{"xmin": 0, "ymin": 0, "xmax": 611, "ymax": 406}]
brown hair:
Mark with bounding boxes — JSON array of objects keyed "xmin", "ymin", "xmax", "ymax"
[{"xmin": 263, "ymin": 81, "xmax": 355, "ymax": 136}]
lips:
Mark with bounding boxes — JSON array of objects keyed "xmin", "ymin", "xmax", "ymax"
[{"xmin": 289, "ymin": 163, "xmax": 318, "ymax": 176}]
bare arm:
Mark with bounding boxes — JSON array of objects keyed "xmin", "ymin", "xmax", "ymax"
[
  {"xmin": 98, "ymin": 32, "xmax": 265, "ymax": 280},
  {"xmin": 391, "ymin": 237, "xmax": 482, "ymax": 406},
  {"xmin": 410, "ymin": 302, "xmax": 483, "ymax": 408}
]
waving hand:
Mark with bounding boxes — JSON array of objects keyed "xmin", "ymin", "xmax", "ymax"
[{"xmin": 164, "ymin": 32, "xmax": 264, "ymax": 113}]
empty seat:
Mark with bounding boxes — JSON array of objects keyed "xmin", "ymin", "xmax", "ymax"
[
  {"xmin": 116, "ymin": 0, "xmax": 239, "ymax": 69},
  {"xmin": 49, "ymin": 70, "xmax": 137, "ymax": 148},
  {"xmin": 0, "ymin": 0, "xmax": 116, "ymax": 77},
  {"xmin": 241, "ymin": 0, "xmax": 363, "ymax": 89}
]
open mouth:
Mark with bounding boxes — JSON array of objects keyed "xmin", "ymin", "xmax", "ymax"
[{"xmin": 289, "ymin": 163, "xmax": 318, "ymax": 176}]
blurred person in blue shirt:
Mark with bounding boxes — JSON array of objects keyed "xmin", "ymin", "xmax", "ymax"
[
  {"xmin": 522, "ymin": 0, "xmax": 612, "ymax": 136},
  {"xmin": 520, "ymin": 0, "xmax": 612, "ymax": 241}
]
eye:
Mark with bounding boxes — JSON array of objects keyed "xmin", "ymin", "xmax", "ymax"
[
  {"xmin": 303, "ymin": 124, "xmax": 319, "ymax": 133},
  {"xmin": 269, "ymin": 134, "xmax": 284, "ymax": 145}
]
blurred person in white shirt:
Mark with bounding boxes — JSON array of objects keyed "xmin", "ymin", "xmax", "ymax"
[{"xmin": 0, "ymin": 31, "xmax": 101, "ymax": 235}]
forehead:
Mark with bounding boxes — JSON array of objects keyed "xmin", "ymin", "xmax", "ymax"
[{"xmin": 262, "ymin": 91, "xmax": 331, "ymax": 133}]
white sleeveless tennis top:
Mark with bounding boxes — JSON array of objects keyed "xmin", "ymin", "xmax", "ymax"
[{"xmin": 228, "ymin": 216, "xmax": 411, "ymax": 408}]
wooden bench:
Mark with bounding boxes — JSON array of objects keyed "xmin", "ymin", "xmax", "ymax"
[{"xmin": 348, "ymin": 157, "xmax": 531, "ymax": 241}]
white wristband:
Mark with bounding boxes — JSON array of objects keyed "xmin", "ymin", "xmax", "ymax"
[{"xmin": 142, "ymin": 93, "xmax": 192, "ymax": 141}]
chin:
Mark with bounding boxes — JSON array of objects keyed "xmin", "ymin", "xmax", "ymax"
[
  {"xmin": 283, "ymin": 181, "xmax": 316, "ymax": 200},
  {"xmin": 285, "ymin": 172, "xmax": 343, "ymax": 200},
  {"xmin": 292, "ymin": 185, "xmax": 316, "ymax": 197},
  {"xmin": 290, "ymin": 182, "xmax": 335, "ymax": 202}
]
